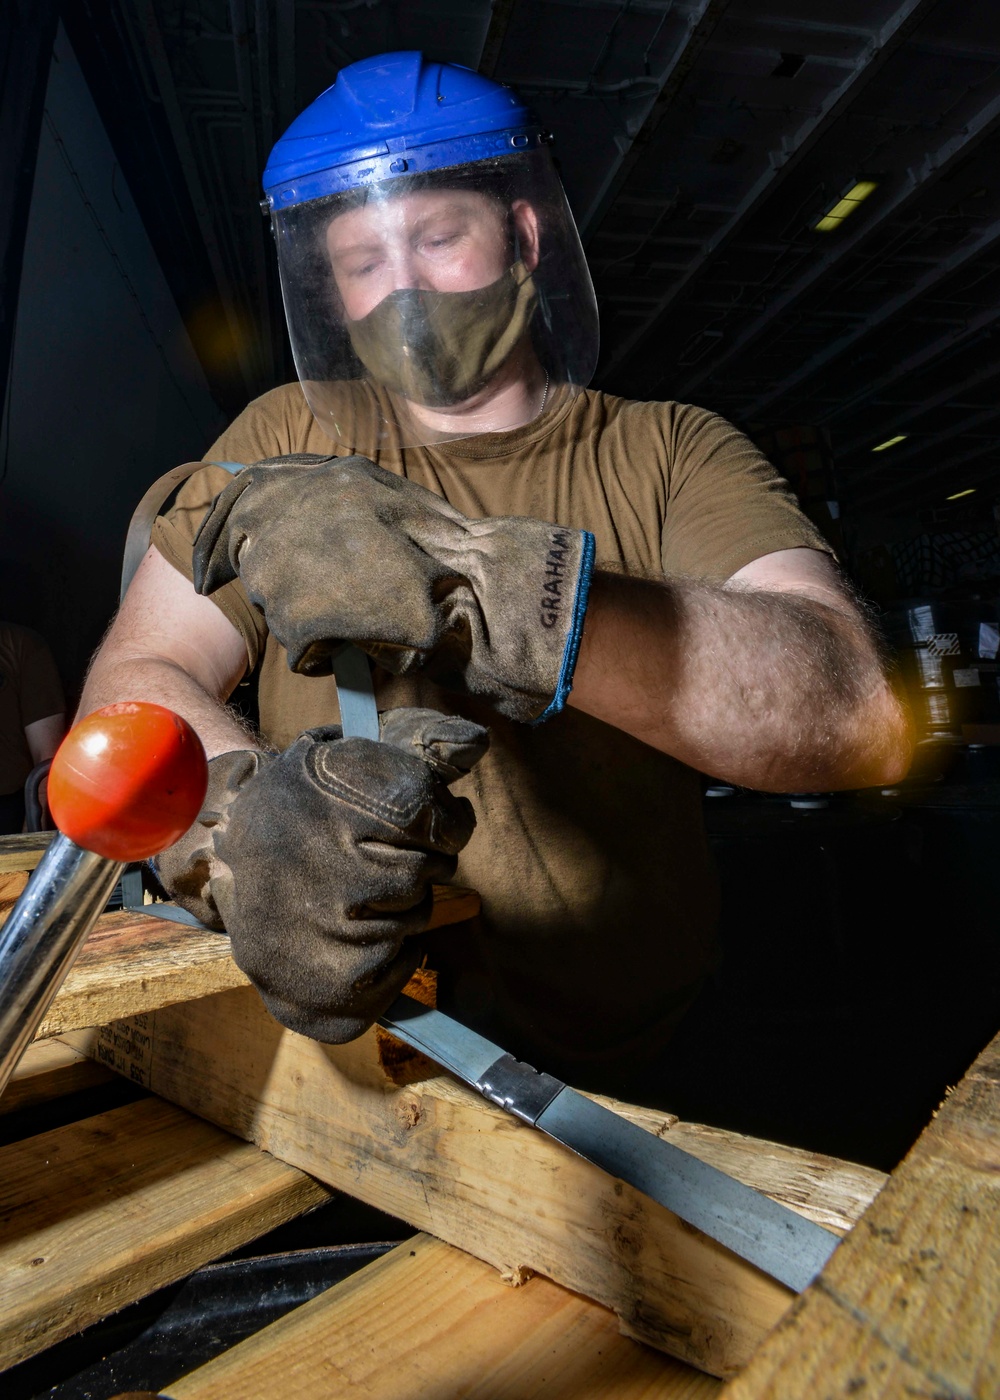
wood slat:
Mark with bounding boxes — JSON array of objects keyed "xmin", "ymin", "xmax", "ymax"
[
  {"xmin": 33, "ymin": 884, "xmax": 478, "ymax": 1040},
  {"xmin": 0, "ymin": 1036, "xmax": 112, "ymax": 1116},
  {"xmin": 36, "ymin": 912, "xmax": 250, "ymax": 1039},
  {"xmin": 0, "ymin": 870, "xmax": 28, "ymax": 922},
  {"xmin": 720, "ymin": 1028, "xmax": 1000, "ymax": 1398},
  {"xmin": 0, "ymin": 833, "xmax": 50, "ymax": 875},
  {"xmin": 0, "ymin": 1096, "xmax": 332, "ymax": 1370},
  {"xmin": 69, "ymin": 988, "xmax": 886, "ymax": 1378},
  {"xmin": 167, "ymin": 1233, "xmax": 722, "ymax": 1400}
]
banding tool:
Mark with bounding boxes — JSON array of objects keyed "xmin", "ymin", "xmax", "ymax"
[{"xmin": 0, "ymin": 702, "xmax": 207, "ymax": 1097}]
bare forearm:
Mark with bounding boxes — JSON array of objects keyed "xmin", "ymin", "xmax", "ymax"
[
  {"xmin": 77, "ymin": 654, "xmax": 257, "ymax": 760},
  {"xmin": 570, "ymin": 571, "xmax": 912, "ymax": 790}
]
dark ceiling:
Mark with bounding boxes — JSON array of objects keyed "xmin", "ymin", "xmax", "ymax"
[{"xmin": 54, "ymin": 0, "xmax": 1000, "ymax": 525}]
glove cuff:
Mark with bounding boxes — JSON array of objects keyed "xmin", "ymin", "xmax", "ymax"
[{"xmin": 532, "ymin": 528, "xmax": 595, "ymax": 724}]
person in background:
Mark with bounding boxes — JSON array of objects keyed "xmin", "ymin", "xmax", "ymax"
[{"xmin": 0, "ymin": 620, "xmax": 66, "ymax": 833}]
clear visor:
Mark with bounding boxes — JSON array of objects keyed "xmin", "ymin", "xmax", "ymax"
[{"xmin": 271, "ymin": 148, "xmax": 599, "ymax": 450}]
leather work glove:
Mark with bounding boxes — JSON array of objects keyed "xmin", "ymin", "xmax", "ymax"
[
  {"xmin": 154, "ymin": 708, "xmax": 488, "ymax": 1043},
  {"xmin": 192, "ymin": 454, "xmax": 595, "ymax": 724}
]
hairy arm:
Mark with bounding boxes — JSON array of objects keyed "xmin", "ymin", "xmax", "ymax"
[
  {"xmin": 570, "ymin": 548, "xmax": 912, "ymax": 790},
  {"xmin": 78, "ymin": 548, "xmax": 258, "ymax": 760}
]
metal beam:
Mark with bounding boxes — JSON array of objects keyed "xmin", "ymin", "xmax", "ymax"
[
  {"xmin": 130, "ymin": 0, "xmax": 255, "ymax": 398},
  {"xmin": 913, "ymin": 445, "xmax": 1000, "ymax": 503},
  {"xmin": 821, "ymin": 300, "xmax": 1000, "ymax": 428},
  {"xmin": 230, "ymin": 0, "xmax": 275, "ymax": 387},
  {"xmin": 855, "ymin": 438, "xmax": 1000, "ymax": 511},
  {"xmin": 855, "ymin": 402, "xmax": 1000, "ymax": 507},
  {"xmin": 861, "ymin": 399, "xmax": 1000, "ymax": 472},
  {"xmin": 598, "ymin": 0, "xmax": 941, "ymax": 386},
  {"xmin": 478, "ymin": 0, "xmax": 518, "ymax": 77},
  {"xmin": 253, "ymin": 0, "xmax": 274, "ymax": 156},
  {"xmin": 274, "ymin": 0, "xmax": 296, "ymax": 134},
  {"xmin": 675, "ymin": 85, "xmax": 1000, "ymax": 402},
  {"xmin": 835, "ymin": 358, "xmax": 1000, "ymax": 458},
  {"xmin": 579, "ymin": 0, "xmax": 733, "ymax": 240},
  {"xmin": 740, "ymin": 209, "xmax": 1000, "ymax": 419},
  {"xmin": 852, "ymin": 443, "xmax": 1000, "ymax": 516},
  {"xmin": 0, "ymin": 0, "xmax": 59, "ymax": 423}
]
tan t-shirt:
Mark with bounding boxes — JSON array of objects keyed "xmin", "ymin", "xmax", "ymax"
[
  {"xmin": 0, "ymin": 622, "xmax": 65, "ymax": 796},
  {"xmin": 153, "ymin": 381, "xmax": 830, "ymax": 1084}
]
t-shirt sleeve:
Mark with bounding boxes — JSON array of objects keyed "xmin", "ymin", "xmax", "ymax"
[
  {"xmin": 202, "ymin": 383, "xmax": 314, "ymax": 466},
  {"xmin": 17, "ymin": 630, "xmax": 65, "ymax": 728},
  {"xmin": 661, "ymin": 403, "xmax": 834, "ymax": 580}
]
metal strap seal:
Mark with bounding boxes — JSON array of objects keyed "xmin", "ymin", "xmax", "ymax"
[{"xmin": 475, "ymin": 1053, "xmax": 565, "ymax": 1125}]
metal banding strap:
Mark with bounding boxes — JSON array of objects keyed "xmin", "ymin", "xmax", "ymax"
[
  {"xmin": 533, "ymin": 1087, "xmax": 838, "ymax": 1294},
  {"xmin": 377, "ymin": 992, "xmax": 840, "ymax": 1294},
  {"xmin": 120, "ymin": 460, "xmax": 244, "ymax": 601},
  {"xmin": 330, "ymin": 644, "xmax": 380, "ymax": 742},
  {"xmin": 476, "ymin": 1053, "xmax": 564, "ymax": 1125},
  {"xmin": 113, "ymin": 904, "xmax": 839, "ymax": 1295},
  {"xmin": 131, "ymin": 902, "xmax": 210, "ymax": 930}
]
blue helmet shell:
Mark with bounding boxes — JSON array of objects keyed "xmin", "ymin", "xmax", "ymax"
[{"xmin": 263, "ymin": 52, "xmax": 545, "ymax": 210}]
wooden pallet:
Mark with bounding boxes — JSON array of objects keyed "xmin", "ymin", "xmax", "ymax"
[
  {"xmin": 3, "ymin": 834, "xmax": 997, "ymax": 1395},
  {"xmin": 65, "ymin": 987, "xmax": 886, "ymax": 1379},
  {"xmin": 77, "ymin": 1025, "xmax": 1000, "ymax": 1400},
  {"xmin": 26, "ymin": 890, "xmax": 883, "ymax": 1381},
  {"xmin": 1, "ymin": 1037, "xmax": 723, "ymax": 1399},
  {"xmin": 0, "ymin": 1032, "xmax": 112, "ymax": 1116}
]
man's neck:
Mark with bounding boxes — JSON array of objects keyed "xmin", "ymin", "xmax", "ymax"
[{"xmin": 404, "ymin": 349, "xmax": 548, "ymax": 438}]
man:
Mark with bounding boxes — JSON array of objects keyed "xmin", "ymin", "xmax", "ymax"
[
  {"xmin": 0, "ymin": 621, "xmax": 65, "ymax": 833},
  {"xmin": 80, "ymin": 53, "xmax": 910, "ymax": 1099}
]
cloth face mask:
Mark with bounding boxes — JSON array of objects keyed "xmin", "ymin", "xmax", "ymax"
[{"xmin": 346, "ymin": 261, "xmax": 538, "ymax": 408}]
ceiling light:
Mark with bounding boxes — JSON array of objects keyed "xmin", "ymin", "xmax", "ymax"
[
  {"xmin": 814, "ymin": 179, "xmax": 879, "ymax": 232},
  {"xmin": 946, "ymin": 488, "xmax": 976, "ymax": 501},
  {"xmin": 871, "ymin": 434, "xmax": 907, "ymax": 452}
]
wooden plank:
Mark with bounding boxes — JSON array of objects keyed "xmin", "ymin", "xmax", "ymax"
[
  {"xmin": 719, "ymin": 1029, "xmax": 1000, "ymax": 1398},
  {"xmin": 0, "ymin": 832, "xmax": 50, "ymax": 875},
  {"xmin": 0, "ymin": 1095, "xmax": 333, "ymax": 1370},
  {"xmin": 36, "ymin": 911, "xmax": 250, "ymax": 1038},
  {"xmin": 0, "ymin": 1036, "xmax": 112, "ymax": 1116},
  {"xmin": 168, "ymin": 1232, "xmax": 722, "ymax": 1400},
  {"xmin": 0, "ymin": 869, "xmax": 28, "ymax": 921},
  {"xmin": 71, "ymin": 989, "xmax": 886, "ymax": 1378},
  {"xmin": 424, "ymin": 883, "xmax": 480, "ymax": 928},
  {"xmin": 34, "ymin": 885, "xmax": 478, "ymax": 1040}
]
